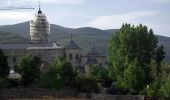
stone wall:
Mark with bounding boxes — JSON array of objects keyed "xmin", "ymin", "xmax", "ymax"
[
  {"xmin": 0, "ymin": 88, "xmax": 146, "ymax": 100},
  {"xmin": 0, "ymin": 88, "xmax": 78, "ymax": 99},
  {"xmin": 91, "ymin": 94, "xmax": 145, "ymax": 100}
]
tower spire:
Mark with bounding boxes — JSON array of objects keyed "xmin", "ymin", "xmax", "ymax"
[{"xmin": 38, "ymin": 1, "xmax": 42, "ymax": 14}]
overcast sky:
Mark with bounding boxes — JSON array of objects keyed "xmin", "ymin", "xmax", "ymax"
[{"xmin": 0, "ymin": 0, "xmax": 169, "ymax": 37}]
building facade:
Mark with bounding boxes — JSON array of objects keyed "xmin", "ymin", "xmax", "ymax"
[{"xmin": 0, "ymin": 7, "xmax": 106, "ymax": 74}]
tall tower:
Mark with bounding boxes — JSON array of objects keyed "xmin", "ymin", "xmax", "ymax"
[{"xmin": 30, "ymin": 5, "xmax": 50, "ymax": 43}]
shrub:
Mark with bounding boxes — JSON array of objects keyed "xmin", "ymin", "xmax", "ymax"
[{"xmin": 74, "ymin": 76, "xmax": 99, "ymax": 93}]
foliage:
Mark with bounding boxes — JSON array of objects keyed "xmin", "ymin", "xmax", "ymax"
[
  {"xmin": 51, "ymin": 57, "xmax": 77, "ymax": 86},
  {"xmin": 160, "ymin": 75, "xmax": 170, "ymax": 98},
  {"xmin": 74, "ymin": 76, "xmax": 99, "ymax": 93},
  {"xmin": 146, "ymin": 78, "xmax": 162, "ymax": 97},
  {"xmin": 0, "ymin": 49, "xmax": 9, "ymax": 78},
  {"xmin": 123, "ymin": 58, "xmax": 144, "ymax": 94},
  {"xmin": 39, "ymin": 57, "xmax": 77, "ymax": 89},
  {"xmin": 17, "ymin": 55, "xmax": 41, "ymax": 86},
  {"xmin": 155, "ymin": 45, "xmax": 166, "ymax": 75},
  {"xmin": 39, "ymin": 68, "xmax": 63, "ymax": 89},
  {"xmin": 0, "ymin": 78, "xmax": 10, "ymax": 88},
  {"xmin": 109, "ymin": 24, "xmax": 165, "ymax": 94},
  {"xmin": 91, "ymin": 65, "xmax": 108, "ymax": 81}
]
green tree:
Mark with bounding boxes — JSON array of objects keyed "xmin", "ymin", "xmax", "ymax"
[
  {"xmin": 91, "ymin": 65, "xmax": 108, "ymax": 81},
  {"xmin": 51, "ymin": 57, "xmax": 77, "ymax": 86},
  {"xmin": 124, "ymin": 58, "xmax": 144, "ymax": 94},
  {"xmin": 39, "ymin": 67, "xmax": 63, "ymax": 89},
  {"xmin": 18, "ymin": 55, "xmax": 41, "ymax": 86},
  {"xmin": 39, "ymin": 57, "xmax": 77, "ymax": 89},
  {"xmin": 0, "ymin": 49, "xmax": 9, "ymax": 78},
  {"xmin": 155, "ymin": 45, "xmax": 165, "ymax": 75},
  {"xmin": 109, "ymin": 24, "xmax": 163, "ymax": 93},
  {"xmin": 160, "ymin": 75, "xmax": 170, "ymax": 98}
]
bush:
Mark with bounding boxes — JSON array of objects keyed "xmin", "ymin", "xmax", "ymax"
[
  {"xmin": 74, "ymin": 76, "xmax": 99, "ymax": 93},
  {"xmin": 0, "ymin": 78, "xmax": 10, "ymax": 88},
  {"xmin": 39, "ymin": 68, "xmax": 63, "ymax": 89}
]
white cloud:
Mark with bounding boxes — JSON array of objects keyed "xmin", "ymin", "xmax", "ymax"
[
  {"xmin": 0, "ymin": 11, "xmax": 33, "ymax": 25},
  {"xmin": 86, "ymin": 11, "xmax": 158, "ymax": 29}
]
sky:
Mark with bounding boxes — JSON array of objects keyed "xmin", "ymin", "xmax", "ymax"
[{"xmin": 0, "ymin": 0, "xmax": 169, "ymax": 37}]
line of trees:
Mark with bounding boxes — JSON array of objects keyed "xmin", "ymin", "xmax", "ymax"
[{"xmin": 0, "ymin": 51, "xmax": 102, "ymax": 93}]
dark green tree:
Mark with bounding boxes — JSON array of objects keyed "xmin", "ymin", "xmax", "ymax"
[
  {"xmin": 109, "ymin": 24, "xmax": 163, "ymax": 93},
  {"xmin": 0, "ymin": 49, "xmax": 9, "ymax": 78},
  {"xmin": 160, "ymin": 75, "xmax": 170, "ymax": 98},
  {"xmin": 91, "ymin": 65, "xmax": 108, "ymax": 81},
  {"xmin": 123, "ymin": 58, "xmax": 144, "ymax": 94},
  {"xmin": 18, "ymin": 55, "xmax": 41, "ymax": 86},
  {"xmin": 39, "ymin": 67, "xmax": 63, "ymax": 89},
  {"xmin": 39, "ymin": 57, "xmax": 77, "ymax": 88},
  {"xmin": 155, "ymin": 45, "xmax": 165, "ymax": 75},
  {"xmin": 51, "ymin": 57, "xmax": 77, "ymax": 86}
]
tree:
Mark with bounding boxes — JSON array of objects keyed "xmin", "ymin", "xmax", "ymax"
[
  {"xmin": 91, "ymin": 65, "xmax": 108, "ymax": 81},
  {"xmin": 18, "ymin": 55, "xmax": 41, "ymax": 86},
  {"xmin": 109, "ymin": 24, "xmax": 163, "ymax": 93},
  {"xmin": 0, "ymin": 49, "xmax": 9, "ymax": 78},
  {"xmin": 39, "ymin": 67, "xmax": 63, "ymax": 89},
  {"xmin": 124, "ymin": 58, "xmax": 144, "ymax": 94},
  {"xmin": 51, "ymin": 57, "xmax": 77, "ymax": 86},
  {"xmin": 155, "ymin": 45, "xmax": 165, "ymax": 75},
  {"xmin": 160, "ymin": 75, "xmax": 170, "ymax": 98},
  {"xmin": 39, "ymin": 57, "xmax": 77, "ymax": 89}
]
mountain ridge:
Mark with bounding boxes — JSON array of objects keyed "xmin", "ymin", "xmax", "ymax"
[{"xmin": 0, "ymin": 21, "xmax": 170, "ymax": 62}]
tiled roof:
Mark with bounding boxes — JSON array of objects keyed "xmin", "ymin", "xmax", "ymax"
[
  {"xmin": 85, "ymin": 58, "xmax": 98, "ymax": 65},
  {"xmin": 86, "ymin": 46, "xmax": 104, "ymax": 57},
  {"xmin": 65, "ymin": 40, "xmax": 80, "ymax": 49}
]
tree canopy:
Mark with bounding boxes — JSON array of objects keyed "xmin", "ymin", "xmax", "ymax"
[
  {"xmin": 109, "ymin": 24, "xmax": 165, "ymax": 94},
  {"xmin": 18, "ymin": 54, "xmax": 41, "ymax": 86},
  {"xmin": 39, "ymin": 57, "xmax": 77, "ymax": 89}
]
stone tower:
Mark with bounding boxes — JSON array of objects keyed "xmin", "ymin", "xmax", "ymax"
[{"xmin": 30, "ymin": 6, "xmax": 50, "ymax": 43}]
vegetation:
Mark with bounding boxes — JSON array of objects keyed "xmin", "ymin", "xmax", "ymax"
[
  {"xmin": 91, "ymin": 65, "xmax": 108, "ymax": 81},
  {"xmin": 17, "ymin": 55, "xmax": 41, "ymax": 86},
  {"xmin": 0, "ymin": 49, "xmax": 9, "ymax": 78},
  {"xmin": 109, "ymin": 24, "xmax": 165, "ymax": 94},
  {"xmin": 74, "ymin": 76, "xmax": 99, "ymax": 93},
  {"xmin": 39, "ymin": 57, "xmax": 77, "ymax": 89}
]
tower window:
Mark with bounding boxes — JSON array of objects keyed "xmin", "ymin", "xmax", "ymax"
[
  {"xmin": 69, "ymin": 53, "xmax": 73, "ymax": 61},
  {"xmin": 76, "ymin": 54, "xmax": 79, "ymax": 60}
]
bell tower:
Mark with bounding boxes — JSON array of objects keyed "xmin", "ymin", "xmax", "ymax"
[{"xmin": 30, "ymin": 5, "xmax": 50, "ymax": 43}]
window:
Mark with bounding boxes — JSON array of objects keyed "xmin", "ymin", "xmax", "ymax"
[
  {"xmin": 69, "ymin": 53, "xmax": 73, "ymax": 61},
  {"xmin": 76, "ymin": 54, "xmax": 79, "ymax": 60}
]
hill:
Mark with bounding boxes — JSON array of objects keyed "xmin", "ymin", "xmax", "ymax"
[{"xmin": 0, "ymin": 22, "xmax": 169, "ymax": 61}]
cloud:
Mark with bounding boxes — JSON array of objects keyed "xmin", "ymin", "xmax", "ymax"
[
  {"xmin": 86, "ymin": 11, "xmax": 158, "ymax": 29},
  {"xmin": 0, "ymin": 11, "xmax": 33, "ymax": 25}
]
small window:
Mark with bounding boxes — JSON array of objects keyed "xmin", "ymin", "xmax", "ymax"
[
  {"xmin": 69, "ymin": 53, "xmax": 73, "ymax": 61},
  {"xmin": 76, "ymin": 54, "xmax": 79, "ymax": 60}
]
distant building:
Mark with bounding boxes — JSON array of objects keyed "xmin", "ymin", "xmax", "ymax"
[{"xmin": 0, "ymin": 7, "xmax": 107, "ymax": 75}]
